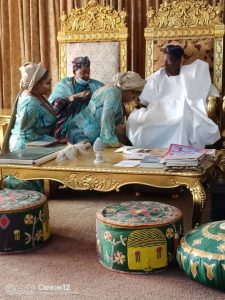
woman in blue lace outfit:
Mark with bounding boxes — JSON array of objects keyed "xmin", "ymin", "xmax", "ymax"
[
  {"xmin": 2, "ymin": 62, "xmax": 59, "ymax": 192},
  {"xmin": 67, "ymin": 71, "xmax": 146, "ymax": 147}
]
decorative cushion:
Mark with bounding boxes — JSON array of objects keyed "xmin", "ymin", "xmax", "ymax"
[
  {"xmin": 0, "ymin": 189, "xmax": 50, "ymax": 253},
  {"xmin": 177, "ymin": 221, "xmax": 225, "ymax": 291},
  {"xmin": 96, "ymin": 201, "xmax": 183, "ymax": 273},
  {"xmin": 66, "ymin": 42, "xmax": 119, "ymax": 84}
]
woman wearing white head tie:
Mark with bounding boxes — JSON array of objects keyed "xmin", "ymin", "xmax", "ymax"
[
  {"xmin": 2, "ymin": 62, "xmax": 58, "ymax": 192},
  {"xmin": 67, "ymin": 71, "xmax": 146, "ymax": 147}
]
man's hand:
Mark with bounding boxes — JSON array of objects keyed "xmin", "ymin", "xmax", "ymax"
[
  {"xmin": 57, "ymin": 137, "xmax": 68, "ymax": 144},
  {"xmin": 68, "ymin": 91, "xmax": 91, "ymax": 102}
]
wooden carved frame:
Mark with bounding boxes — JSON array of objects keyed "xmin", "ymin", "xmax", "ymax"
[
  {"xmin": 57, "ymin": 0, "xmax": 128, "ymax": 80},
  {"xmin": 145, "ymin": 0, "xmax": 224, "ymax": 93}
]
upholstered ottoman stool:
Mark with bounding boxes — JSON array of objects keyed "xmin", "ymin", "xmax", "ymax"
[
  {"xmin": 177, "ymin": 221, "xmax": 225, "ymax": 291},
  {"xmin": 0, "ymin": 189, "xmax": 51, "ymax": 253},
  {"xmin": 96, "ymin": 201, "xmax": 183, "ymax": 273}
]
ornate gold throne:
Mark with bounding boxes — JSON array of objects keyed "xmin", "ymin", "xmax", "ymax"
[
  {"xmin": 57, "ymin": 0, "xmax": 128, "ymax": 85},
  {"xmin": 144, "ymin": 0, "xmax": 225, "ymax": 146}
]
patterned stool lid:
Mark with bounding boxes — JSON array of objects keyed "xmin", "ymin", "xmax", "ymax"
[
  {"xmin": 181, "ymin": 221, "xmax": 225, "ymax": 256},
  {"xmin": 177, "ymin": 221, "xmax": 225, "ymax": 291},
  {"xmin": 97, "ymin": 201, "xmax": 182, "ymax": 228},
  {"xmin": 0, "ymin": 189, "xmax": 46, "ymax": 212}
]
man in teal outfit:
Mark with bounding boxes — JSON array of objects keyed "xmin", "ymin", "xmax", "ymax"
[{"xmin": 48, "ymin": 56, "xmax": 104, "ymax": 138}]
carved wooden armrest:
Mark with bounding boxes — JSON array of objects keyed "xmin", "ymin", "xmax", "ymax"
[
  {"xmin": 221, "ymin": 96, "xmax": 225, "ymax": 146},
  {"xmin": 208, "ymin": 95, "xmax": 225, "ymax": 149},
  {"xmin": 223, "ymin": 96, "xmax": 225, "ymax": 116},
  {"xmin": 207, "ymin": 96, "xmax": 219, "ymax": 124}
]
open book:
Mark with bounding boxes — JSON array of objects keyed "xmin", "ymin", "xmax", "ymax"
[{"xmin": 0, "ymin": 146, "xmax": 65, "ymax": 166}]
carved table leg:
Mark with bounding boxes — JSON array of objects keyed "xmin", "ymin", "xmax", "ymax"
[
  {"xmin": 43, "ymin": 180, "xmax": 50, "ymax": 198},
  {"xmin": 188, "ymin": 181, "xmax": 206, "ymax": 228}
]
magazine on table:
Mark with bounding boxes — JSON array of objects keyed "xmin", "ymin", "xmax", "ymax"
[
  {"xmin": 161, "ymin": 144, "xmax": 207, "ymax": 169},
  {"xmin": 0, "ymin": 145, "xmax": 65, "ymax": 166},
  {"xmin": 161, "ymin": 144, "xmax": 207, "ymax": 161}
]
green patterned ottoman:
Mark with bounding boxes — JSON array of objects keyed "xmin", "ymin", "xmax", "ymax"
[
  {"xmin": 177, "ymin": 221, "xmax": 225, "ymax": 291},
  {"xmin": 96, "ymin": 201, "xmax": 183, "ymax": 273},
  {"xmin": 0, "ymin": 189, "xmax": 51, "ymax": 253}
]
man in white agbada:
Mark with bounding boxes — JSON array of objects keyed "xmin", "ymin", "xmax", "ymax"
[{"xmin": 126, "ymin": 45, "xmax": 221, "ymax": 149}]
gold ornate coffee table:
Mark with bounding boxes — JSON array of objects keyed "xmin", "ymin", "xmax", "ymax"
[{"xmin": 0, "ymin": 148, "xmax": 218, "ymax": 228}]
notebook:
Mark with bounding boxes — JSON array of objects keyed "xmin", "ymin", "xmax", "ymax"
[{"xmin": 0, "ymin": 146, "xmax": 65, "ymax": 166}]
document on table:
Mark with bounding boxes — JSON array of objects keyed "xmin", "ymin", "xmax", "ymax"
[
  {"xmin": 114, "ymin": 160, "xmax": 140, "ymax": 167},
  {"xmin": 114, "ymin": 146, "xmax": 150, "ymax": 154},
  {"xmin": 139, "ymin": 162, "xmax": 164, "ymax": 169},
  {"xmin": 114, "ymin": 146, "xmax": 140, "ymax": 153}
]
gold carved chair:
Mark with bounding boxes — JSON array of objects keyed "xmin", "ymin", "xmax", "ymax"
[
  {"xmin": 58, "ymin": 0, "xmax": 128, "ymax": 85},
  {"xmin": 0, "ymin": 109, "xmax": 11, "ymax": 151},
  {"xmin": 144, "ymin": 0, "xmax": 225, "ymax": 146}
]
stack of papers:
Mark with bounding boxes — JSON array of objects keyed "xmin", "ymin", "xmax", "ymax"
[
  {"xmin": 161, "ymin": 144, "xmax": 207, "ymax": 170},
  {"xmin": 139, "ymin": 155, "xmax": 164, "ymax": 169}
]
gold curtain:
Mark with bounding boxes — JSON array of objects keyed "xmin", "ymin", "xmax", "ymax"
[{"xmin": 0, "ymin": 0, "xmax": 224, "ymax": 109}]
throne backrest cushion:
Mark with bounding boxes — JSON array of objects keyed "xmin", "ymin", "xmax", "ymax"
[{"xmin": 66, "ymin": 42, "xmax": 119, "ymax": 84}]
